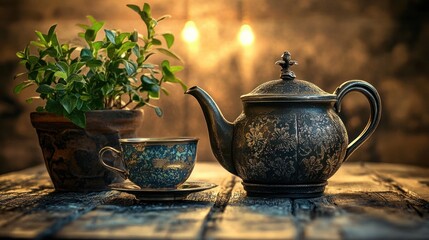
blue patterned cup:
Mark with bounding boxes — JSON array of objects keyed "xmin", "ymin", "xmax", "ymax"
[{"xmin": 99, "ymin": 138, "xmax": 198, "ymax": 189}]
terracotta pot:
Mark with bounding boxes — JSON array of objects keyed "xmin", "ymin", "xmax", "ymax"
[{"xmin": 31, "ymin": 110, "xmax": 143, "ymax": 191}]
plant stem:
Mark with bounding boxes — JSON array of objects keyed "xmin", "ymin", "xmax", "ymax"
[{"xmin": 121, "ymin": 99, "xmax": 133, "ymax": 109}]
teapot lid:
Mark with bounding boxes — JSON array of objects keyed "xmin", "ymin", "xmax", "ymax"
[{"xmin": 241, "ymin": 51, "xmax": 336, "ymax": 102}]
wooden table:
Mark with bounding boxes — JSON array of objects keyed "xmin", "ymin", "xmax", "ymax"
[{"xmin": 1, "ymin": 162, "xmax": 429, "ymax": 239}]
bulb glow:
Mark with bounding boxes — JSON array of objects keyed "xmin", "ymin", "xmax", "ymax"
[
  {"xmin": 182, "ymin": 21, "xmax": 199, "ymax": 43},
  {"xmin": 239, "ymin": 24, "xmax": 254, "ymax": 46}
]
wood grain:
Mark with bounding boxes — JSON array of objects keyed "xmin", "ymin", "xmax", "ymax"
[{"xmin": 0, "ymin": 162, "xmax": 428, "ymax": 239}]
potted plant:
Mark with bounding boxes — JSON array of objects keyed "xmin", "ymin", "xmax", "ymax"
[{"xmin": 14, "ymin": 3, "xmax": 186, "ymax": 191}]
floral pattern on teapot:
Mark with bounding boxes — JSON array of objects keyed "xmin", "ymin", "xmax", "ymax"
[{"xmin": 234, "ymin": 109, "xmax": 348, "ymax": 184}]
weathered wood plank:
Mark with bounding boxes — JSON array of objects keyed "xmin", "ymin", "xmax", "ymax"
[
  {"xmin": 208, "ymin": 181, "xmax": 297, "ymax": 239},
  {"xmin": 322, "ymin": 162, "xmax": 429, "ymax": 239},
  {"xmin": 55, "ymin": 203, "xmax": 213, "ymax": 239},
  {"xmin": 1, "ymin": 162, "xmax": 429, "ymax": 239},
  {"xmin": 205, "ymin": 162, "xmax": 429, "ymax": 240},
  {"xmin": 54, "ymin": 162, "xmax": 233, "ymax": 239},
  {"xmin": 366, "ymin": 163, "xmax": 429, "ymax": 202},
  {"xmin": 0, "ymin": 190, "xmax": 120, "ymax": 239}
]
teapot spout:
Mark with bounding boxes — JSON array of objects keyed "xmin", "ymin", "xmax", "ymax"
[{"xmin": 186, "ymin": 86, "xmax": 237, "ymax": 175}]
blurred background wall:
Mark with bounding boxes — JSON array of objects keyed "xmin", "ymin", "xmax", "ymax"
[{"xmin": 0, "ymin": 0, "xmax": 428, "ymax": 173}]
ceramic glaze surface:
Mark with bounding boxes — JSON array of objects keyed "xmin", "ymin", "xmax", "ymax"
[
  {"xmin": 233, "ymin": 105, "xmax": 348, "ymax": 184},
  {"xmin": 99, "ymin": 138, "xmax": 198, "ymax": 189},
  {"xmin": 122, "ymin": 142, "xmax": 197, "ymax": 188}
]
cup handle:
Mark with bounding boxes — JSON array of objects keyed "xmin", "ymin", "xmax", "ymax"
[
  {"xmin": 334, "ymin": 80, "xmax": 382, "ymax": 162},
  {"xmin": 99, "ymin": 146, "xmax": 129, "ymax": 179}
]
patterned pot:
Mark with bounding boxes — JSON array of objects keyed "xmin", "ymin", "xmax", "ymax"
[
  {"xmin": 31, "ymin": 110, "xmax": 143, "ymax": 192},
  {"xmin": 187, "ymin": 51, "xmax": 382, "ymax": 197},
  {"xmin": 99, "ymin": 138, "xmax": 198, "ymax": 189}
]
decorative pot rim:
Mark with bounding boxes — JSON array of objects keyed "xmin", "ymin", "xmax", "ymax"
[
  {"xmin": 119, "ymin": 137, "xmax": 199, "ymax": 144},
  {"xmin": 30, "ymin": 109, "xmax": 144, "ymax": 131},
  {"xmin": 30, "ymin": 109, "xmax": 143, "ymax": 121}
]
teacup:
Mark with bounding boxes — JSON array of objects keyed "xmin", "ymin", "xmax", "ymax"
[{"xmin": 99, "ymin": 137, "xmax": 198, "ymax": 189}]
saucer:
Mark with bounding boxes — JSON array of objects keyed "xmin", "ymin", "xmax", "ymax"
[
  {"xmin": 242, "ymin": 181, "xmax": 327, "ymax": 198},
  {"xmin": 110, "ymin": 181, "xmax": 217, "ymax": 201}
]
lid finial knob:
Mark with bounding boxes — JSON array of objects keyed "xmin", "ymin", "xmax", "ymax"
[{"xmin": 275, "ymin": 51, "xmax": 298, "ymax": 80}]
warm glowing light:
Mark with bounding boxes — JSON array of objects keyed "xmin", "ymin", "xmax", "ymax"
[
  {"xmin": 238, "ymin": 24, "xmax": 254, "ymax": 46},
  {"xmin": 182, "ymin": 21, "xmax": 199, "ymax": 43}
]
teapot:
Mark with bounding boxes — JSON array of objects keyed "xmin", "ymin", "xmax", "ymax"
[{"xmin": 186, "ymin": 51, "xmax": 381, "ymax": 197}]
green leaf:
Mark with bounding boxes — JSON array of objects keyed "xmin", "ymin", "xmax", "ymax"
[
  {"xmin": 154, "ymin": 107, "xmax": 162, "ymax": 117},
  {"xmin": 170, "ymin": 65, "xmax": 184, "ymax": 72},
  {"xmin": 14, "ymin": 81, "xmax": 34, "ymax": 94},
  {"xmin": 16, "ymin": 51, "xmax": 26, "ymax": 59},
  {"xmin": 30, "ymin": 41, "xmax": 45, "ymax": 48},
  {"xmin": 141, "ymin": 75, "xmax": 156, "ymax": 84},
  {"xmin": 76, "ymin": 99, "xmax": 84, "ymax": 110},
  {"xmin": 51, "ymin": 35, "xmax": 62, "ymax": 55},
  {"xmin": 55, "ymin": 83, "xmax": 67, "ymax": 91},
  {"xmin": 54, "ymin": 71, "xmax": 67, "ymax": 79},
  {"xmin": 13, "ymin": 72, "xmax": 26, "ymax": 80},
  {"xmin": 86, "ymin": 59, "xmax": 103, "ymax": 68},
  {"xmin": 130, "ymin": 31, "xmax": 138, "ymax": 42},
  {"xmin": 87, "ymin": 16, "xmax": 104, "ymax": 32},
  {"xmin": 67, "ymin": 73, "xmax": 85, "ymax": 83},
  {"xmin": 176, "ymin": 78, "xmax": 188, "ymax": 91},
  {"xmin": 35, "ymin": 31, "xmax": 47, "ymax": 45},
  {"xmin": 149, "ymin": 85, "xmax": 160, "ymax": 99},
  {"xmin": 156, "ymin": 48, "xmax": 182, "ymax": 62},
  {"xmin": 36, "ymin": 106, "xmax": 45, "ymax": 112},
  {"xmin": 161, "ymin": 60, "xmax": 187, "ymax": 91},
  {"xmin": 85, "ymin": 29, "xmax": 96, "ymax": 42},
  {"xmin": 80, "ymin": 48, "xmax": 93, "ymax": 60},
  {"xmin": 92, "ymin": 41, "xmax": 103, "ymax": 51},
  {"xmin": 117, "ymin": 42, "xmax": 137, "ymax": 56},
  {"xmin": 80, "ymin": 95, "xmax": 91, "ymax": 101},
  {"xmin": 132, "ymin": 45, "xmax": 140, "ymax": 57},
  {"xmin": 143, "ymin": 3, "xmax": 151, "ymax": 17},
  {"xmin": 142, "ymin": 102, "xmax": 163, "ymax": 117},
  {"xmin": 152, "ymin": 38, "xmax": 162, "ymax": 45},
  {"xmin": 162, "ymin": 33, "xmax": 174, "ymax": 48},
  {"xmin": 47, "ymin": 24, "xmax": 57, "ymax": 42},
  {"xmin": 101, "ymin": 84, "xmax": 112, "ymax": 95},
  {"xmin": 107, "ymin": 45, "xmax": 115, "ymax": 59},
  {"xmin": 157, "ymin": 15, "xmax": 171, "ymax": 22},
  {"xmin": 126, "ymin": 4, "xmax": 141, "ymax": 14},
  {"xmin": 105, "ymin": 29, "xmax": 116, "ymax": 44},
  {"xmin": 161, "ymin": 59, "xmax": 171, "ymax": 70},
  {"xmin": 26, "ymin": 56, "xmax": 38, "ymax": 65},
  {"xmin": 66, "ymin": 110, "xmax": 86, "ymax": 128},
  {"xmin": 117, "ymin": 32, "xmax": 130, "ymax": 44},
  {"xmin": 60, "ymin": 95, "xmax": 78, "ymax": 114},
  {"xmin": 132, "ymin": 94, "xmax": 140, "ymax": 102},
  {"xmin": 44, "ymin": 47, "xmax": 58, "ymax": 58},
  {"xmin": 142, "ymin": 63, "xmax": 155, "ymax": 69},
  {"xmin": 36, "ymin": 84, "xmax": 54, "ymax": 94},
  {"xmin": 143, "ymin": 52, "xmax": 155, "ymax": 62},
  {"xmin": 123, "ymin": 60, "xmax": 137, "ymax": 76},
  {"xmin": 70, "ymin": 62, "xmax": 85, "ymax": 74},
  {"xmin": 45, "ymin": 99, "xmax": 63, "ymax": 115},
  {"xmin": 55, "ymin": 62, "xmax": 69, "ymax": 75},
  {"xmin": 28, "ymin": 71, "xmax": 38, "ymax": 80},
  {"xmin": 77, "ymin": 23, "xmax": 89, "ymax": 30}
]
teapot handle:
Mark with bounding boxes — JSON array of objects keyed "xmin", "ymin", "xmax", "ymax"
[{"xmin": 334, "ymin": 80, "xmax": 382, "ymax": 162}]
